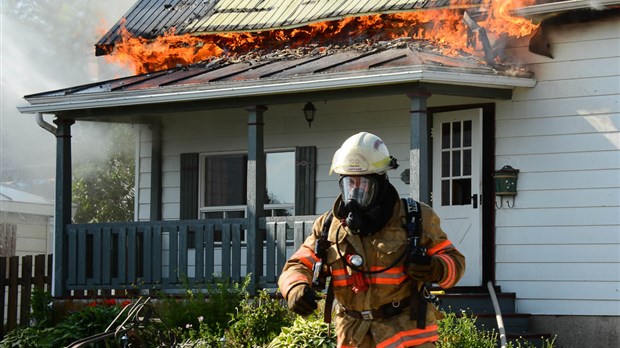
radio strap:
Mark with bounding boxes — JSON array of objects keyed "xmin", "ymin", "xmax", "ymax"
[{"xmin": 402, "ymin": 198, "xmax": 429, "ymax": 329}]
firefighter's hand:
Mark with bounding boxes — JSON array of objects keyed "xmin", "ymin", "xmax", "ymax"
[
  {"xmin": 408, "ymin": 256, "xmax": 443, "ymax": 283},
  {"xmin": 286, "ymin": 284, "xmax": 319, "ymax": 316}
]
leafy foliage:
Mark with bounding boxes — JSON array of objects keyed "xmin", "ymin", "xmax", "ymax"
[
  {"xmin": 225, "ymin": 289, "xmax": 294, "ymax": 348},
  {"xmin": 437, "ymin": 310, "xmax": 499, "ymax": 348},
  {"xmin": 72, "ymin": 124, "xmax": 135, "ymax": 223},
  {"xmin": 1, "ymin": 288, "xmax": 556, "ymax": 348},
  {"xmin": 156, "ymin": 276, "xmax": 250, "ymax": 346},
  {"xmin": 0, "ymin": 299, "xmax": 123, "ymax": 348},
  {"xmin": 29, "ymin": 288, "xmax": 55, "ymax": 328},
  {"xmin": 268, "ymin": 312, "xmax": 336, "ymax": 348}
]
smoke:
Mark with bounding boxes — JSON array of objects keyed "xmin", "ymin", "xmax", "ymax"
[{"xmin": 0, "ymin": 0, "xmax": 131, "ymax": 196}]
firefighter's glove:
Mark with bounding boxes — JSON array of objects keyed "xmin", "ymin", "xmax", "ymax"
[
  {"xmin": 407, "ymin": 256, "xmax": 443, "ymax": 283},
  {"xmin": 286, "ymin": 284, "xmax": 319, "ymax": 316}
]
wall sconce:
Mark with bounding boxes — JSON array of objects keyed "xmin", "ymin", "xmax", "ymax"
[
  {"xmin": 303, "ymin": 102, "xmax": 316, "ymax": 128},
  {"xmin": 494, "ymin": 165, "xmax": 519, "ymax": 208}
]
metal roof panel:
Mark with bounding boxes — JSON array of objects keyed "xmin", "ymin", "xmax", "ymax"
[{"xmin": 96, "ymin": 0, "xmax": 486, "ymax": 53}]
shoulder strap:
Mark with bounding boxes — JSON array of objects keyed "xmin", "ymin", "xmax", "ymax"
[
  {"xmin": 403, "ymin": 198, "xmax": 422, "ymax": 241},
  {"xmin": 317, "ymin": 211, "xmax": 335, "ymax": 326},
  {"xmin": 320, "ymin": 211, "xmax": 333, "ymax": 241},
  {"xmin": 403, "ymin": 198, "xmax": 432, "ymax": 328}
]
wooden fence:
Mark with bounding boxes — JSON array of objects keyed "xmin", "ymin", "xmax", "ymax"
[{"xmin": 0, "ymin": 254, "xmax": 52, "ymax": 339}]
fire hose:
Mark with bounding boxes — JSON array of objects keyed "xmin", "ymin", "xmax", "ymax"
[{"xmin": 487, "ymin": 281, "xmax": 507, "ymax": 348}]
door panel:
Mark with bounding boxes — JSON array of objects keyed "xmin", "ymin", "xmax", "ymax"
[{"xmin": 432, "ymin": 109, "xmax": 483, "ymax": 287}]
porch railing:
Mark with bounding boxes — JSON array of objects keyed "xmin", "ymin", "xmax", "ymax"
[{"xmin": 64, "ymin": 216, "xmax": 318, "ymax": 294}]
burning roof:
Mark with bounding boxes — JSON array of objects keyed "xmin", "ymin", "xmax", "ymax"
[
  {"xmin": 17, "ymin": 0, "xmax": 618, "ymax": 117},
  {"xmin": 96, "ymin": 0, "xmax": 487, "ymax": 55},
  {"xmin": 97, "ymin": 0, "xmax": 548, "ymax": 75}
]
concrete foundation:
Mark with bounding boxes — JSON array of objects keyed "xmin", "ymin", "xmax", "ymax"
[{"xmin": 529, "ymin": 315, "xmax": 620, "ymax": 348}]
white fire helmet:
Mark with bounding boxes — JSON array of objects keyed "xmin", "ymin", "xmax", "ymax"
[{"xmin": 329, "ymin": 132, "xmax": 393, "ymax": 175}]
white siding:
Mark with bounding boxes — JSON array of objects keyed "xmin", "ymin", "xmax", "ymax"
[
  {"xmin": 0, "ymin": 211, "xmax": 52, "ymax": 255},
  {"xmin": 138, "ymin": 95, "xmax": 427, "ymax": 218},
  {"xmin": 137, "ymin": 125, "xmax": 154, "ymax": 221},
  {"xmin": 495, "ymin": 16, "xmax": 620, "ymax": 315}
]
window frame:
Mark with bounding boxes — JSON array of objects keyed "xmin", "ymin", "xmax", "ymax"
[{"xmin": 197, "ymin": 149, "xmax": 296, "ymax": 219}]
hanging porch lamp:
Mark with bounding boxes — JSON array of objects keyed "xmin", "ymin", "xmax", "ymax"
[{"xmin": 303, "ymin": 102, "xmax": 316, "ymax": 128}]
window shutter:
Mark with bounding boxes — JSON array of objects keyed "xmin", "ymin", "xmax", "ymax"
[
  {"xmin": 295, "ymin": 146, "xmax": 316, "ymax": 215},
  {"xmin": 180, "ymin": 153, "xmax": 199, "ymax": 219}
]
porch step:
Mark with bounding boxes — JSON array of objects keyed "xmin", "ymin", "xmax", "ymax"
[
  {"xmin": 438, "ymin": 292, "xmax": 516, "ymax": 314},
  {"xmin": 436, "ymin": 292, "xmax": 553, "ymax": 347}
]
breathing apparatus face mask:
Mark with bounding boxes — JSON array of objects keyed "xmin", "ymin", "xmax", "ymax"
[
  {"xmin": 339, "ymin": 175, "xmax": 380, "ymax": 235},
  {"xmin": 339, "ymin": 176, "xmax": 378, "ymax": 208}
]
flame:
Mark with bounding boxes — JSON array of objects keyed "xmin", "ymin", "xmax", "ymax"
[{"xmin": 105, "ymin": 0, "xmax": 539, "ymax": 74}]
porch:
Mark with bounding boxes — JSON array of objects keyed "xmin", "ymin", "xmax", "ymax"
[{"xmin": 62, "ymin": 216, "xmax": 318, "ymax": 295}]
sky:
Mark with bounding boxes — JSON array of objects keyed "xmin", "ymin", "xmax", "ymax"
[{"xmin": 0, "ymin": 0, "xmax": 132, "ymax": 194}]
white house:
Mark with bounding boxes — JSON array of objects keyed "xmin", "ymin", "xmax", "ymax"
[
  {"xmin": 16, "ymin": 0, "xmax": 619, "ymax": 346},
  {"xmin": 0, "ymin": 184, "xmax": 54, "ymax": 256}
]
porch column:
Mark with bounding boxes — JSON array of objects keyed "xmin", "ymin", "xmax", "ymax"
[
  {"xmin": 53, "ymin": 118, "xmax": 74, "ymax": 297},
  {"xmin": 408, "ymin": 92, "xmax": 432, "ymax": 203},
  {"xmin": 246, "ymin": 105, "xmax": 267, "ymax": 293}
]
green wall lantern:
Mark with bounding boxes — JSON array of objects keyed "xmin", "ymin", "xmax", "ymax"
[{"xmin": 494, "ymin": 165, "xmax": 519, "ymax": 208}]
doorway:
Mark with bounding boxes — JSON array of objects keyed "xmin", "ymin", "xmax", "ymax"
[{"xmin": 432, "ymin": 108, "xmax": 484, "ymax": 287}]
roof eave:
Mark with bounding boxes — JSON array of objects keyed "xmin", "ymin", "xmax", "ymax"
[{"xmin": 18, "ymin": 66, "xmax": 536, "ymax": 115}]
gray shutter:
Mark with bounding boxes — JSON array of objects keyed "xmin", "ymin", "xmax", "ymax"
[
  {"xmin": 295, "ymin": 146, "xmax": 316, "ymax": 215},
  {"xmin": 180, "ymin": 153, "xmax": 199, "ymax": 219}
]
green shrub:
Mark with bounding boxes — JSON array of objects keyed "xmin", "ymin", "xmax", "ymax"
[
  {"xmin": 155, "ymin": 276, "xmax": 249, "ymax": 345},
  {"xmin": 1, "ymin": 300, "xmax": 123, "ymax": 348},
  {"xmin": 437, "ymin": 310, "xmax": 498, "ymax": 348},
  {"xmin": 29, "ymin": 288, "xmax": 55, "ymax": 328},
  {"xmin": 225, "ymin": 289, "xmax": 295, "ymax": 348},
  {"xmin": 268, "ymin": 312, "xmax": 336, "ymax": 348},
  {"xmin": 437, "ymin": 310, "xmax": 556, "ymax": 348}
]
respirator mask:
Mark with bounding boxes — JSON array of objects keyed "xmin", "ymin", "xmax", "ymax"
[{"xmin": 339, "ymin": 175, "xmax": 380, "ymax": 235}]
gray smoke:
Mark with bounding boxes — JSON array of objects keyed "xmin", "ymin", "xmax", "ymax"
[{"xmin": 0, "ymin": 0, "xmax": 131, "ymax": 197}]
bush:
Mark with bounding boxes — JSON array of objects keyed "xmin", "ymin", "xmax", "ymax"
[
  {"xmin": 267, "ymin": 307, "xmax": 556, "ymax": 348},
  {"xmin": 0, "ymin": 299, "xmax": 124, "ymax": 348},
  {"xmin": 437, "ymin": 310, "xmax": 499, "ymax": 348},
  {"xmin": 268, "ymin": 312, "xmax": 336, "ymax": 348},
  {"xmin": 225, "ymin": 289, "xmax": 295, "ymax": 348},
  {"xmin": 155, "ymin": 276, "xmax": 250, "ymax": 345}
]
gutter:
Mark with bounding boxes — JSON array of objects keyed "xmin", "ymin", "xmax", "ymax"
[
  {"xmin": 17, "ymin": 68, "xmax": 536, "ymax": 114},
  {"xmin": 36, "ymin": 113, "xmax": 58, "ymax": 135}
]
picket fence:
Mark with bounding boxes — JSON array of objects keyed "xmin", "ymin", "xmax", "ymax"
[{"xmin": 0, "ymin": 254, "xmax": 52, "ymax": 339}]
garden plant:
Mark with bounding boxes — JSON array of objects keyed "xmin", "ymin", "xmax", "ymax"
[{"xmin": 0, "ymin": 281, "xmax": 556, "ymax": 348}]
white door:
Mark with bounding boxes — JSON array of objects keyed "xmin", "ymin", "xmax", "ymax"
[{"xmin": 432, "ymin": 109, "xmax": 483, "ymax": 287}]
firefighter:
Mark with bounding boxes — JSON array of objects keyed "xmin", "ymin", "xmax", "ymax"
[{"xmin": 278, "ymin": 132, "xmax": 465, "ymax": 348}]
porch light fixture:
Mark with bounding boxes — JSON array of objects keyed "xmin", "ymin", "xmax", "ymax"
[
  {"xmin": 494, "ymin": 165, "xmax": 519, "ymax": 209},
  {"xmin": 303, "ymin": 102, "xmax": 316, "ymax": 128}
]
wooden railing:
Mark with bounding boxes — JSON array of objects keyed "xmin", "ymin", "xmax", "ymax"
[
  {"xmin": 64, "ymin": 216, "xmax": 318, "ymax": 293},
  {"xmin": 0, "ymin": 254, "xmax": 52, "ymax": 338}
]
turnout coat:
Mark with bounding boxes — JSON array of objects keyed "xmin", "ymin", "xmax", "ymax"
[{"xmin": 278, "ymin": 198, "xmax": 466, "ymax": 348}]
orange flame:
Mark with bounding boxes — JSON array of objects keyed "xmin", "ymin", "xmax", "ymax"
[{"xmin": 105, "ymin": 0, "xmax": 539, "ymax": 74}]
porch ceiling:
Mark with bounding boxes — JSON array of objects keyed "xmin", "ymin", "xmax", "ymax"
[{"xmin": 18, "ymin": 38, "xmax": 536, "ymax": 120}]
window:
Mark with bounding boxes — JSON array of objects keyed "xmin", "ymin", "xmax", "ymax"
[
  {"xmin": 199, "ymin": 151, "xmax": 295, "ymax": 219},
  {"xmin": 440, "ymin": 120, "xmax": 472, "ymax": 206},
  {"xmin": 179, "ymin": 146, "xmax": 315, "ymax": 220}
]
